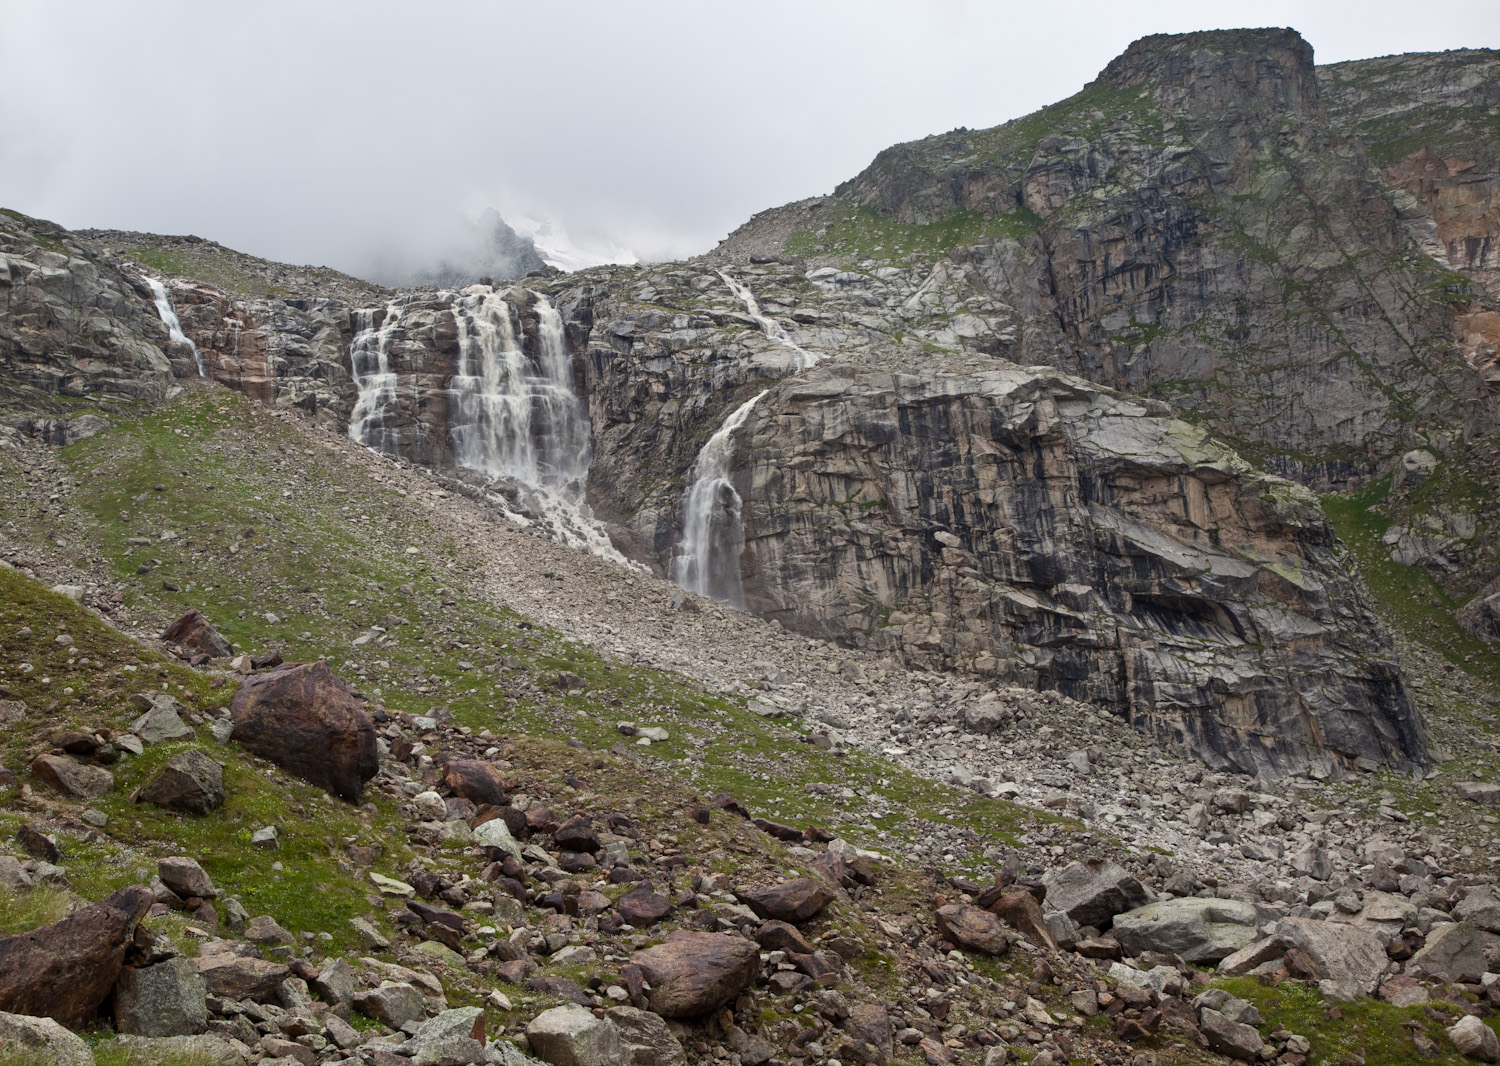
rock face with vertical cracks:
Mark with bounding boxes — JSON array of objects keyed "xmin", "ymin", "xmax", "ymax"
[{"xmin": 730, "ymin": 366, "xmax": 1423, "ymax": 778}]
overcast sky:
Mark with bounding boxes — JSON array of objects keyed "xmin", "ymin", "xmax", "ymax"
[{"xmin": 3, "ymin": 0, "xmax": 1497, "ymax": 277}]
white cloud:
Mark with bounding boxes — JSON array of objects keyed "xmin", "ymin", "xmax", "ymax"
[{"xmin": 1, "ymin": 0, "xmax": 1495, "ymax": 277}]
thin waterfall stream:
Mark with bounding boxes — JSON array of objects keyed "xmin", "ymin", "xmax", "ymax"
[
  {"xmin": 144, "ymin": 277, "xmax": 205, "ymax": 377},
  {"xmin": 669, "ymin": 390, "xmax": 768, "ymax": 607}
]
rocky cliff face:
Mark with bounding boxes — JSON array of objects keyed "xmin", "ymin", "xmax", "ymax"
[
  {"xmin": 719, "ymin": 30, "xmax": 1498, "ymax": 492},
  {"xmin": 9, "ymin": 29, "xmax": 1479, "ymax": 777}
]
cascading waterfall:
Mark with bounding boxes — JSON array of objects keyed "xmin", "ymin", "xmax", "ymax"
[
  {"xmin": 145, "ymin": 277, "xmax": 204, "ymax": 377},
  {"xmin": 448, "ymin": 288, "xmax": 589, "ymax": 491},
  {"xmin": 670, "ymin": 390, "xmax": 768, "ymax": 607},
  {"xmin": 348, "ymin": 300, "xmax": 410, "ymax": 456},
  {"xmin": 445, "ymin": 288, "xmax": 621, "ymax": 560},
  {"xmin": 717, "ymin": 270, "xmax": 820, "ymax": 370}
]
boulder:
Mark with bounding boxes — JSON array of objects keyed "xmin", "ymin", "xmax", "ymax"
[
  {"xmin": 1041, "ymin": 860, "xmax": 1152, "ymax": 928},
  {"xmin": 1112, "ymin": 898, "xmax": 1259, "ymax": 963},
  {"xmin": 408, "ymin": 1007, "xmax": 487, "ymax": 1066},
  {"xmin": 193, "ymin": 953, "xmax": 290, "ymax": 1001},
  {"xmin": 737, "ymin": 878, "xmax": 833, "ymax": 923},
  {"xmin": 1455, "ymin": 782, "xmax": 1500, "ymax": 806},
  {"xmin": 137, "ymin": 750, "xmax": 224, "ymax": 814},
  {"xmin": 1378, "ymin": 974, "xmax": 1430, "ymax": 1007},
  {"xmin": 0, "ymin": 1010, "xmax": 93, "ymax": 1066},
  {"xmin": 161, "ymin": 609, "xmax": 233, "ymax": 659},
  {"xmin": 841, "ymin": 1003, "xmax": 893, "ymax": 1065},
  {"xmin": 606, "ymin": 1005, "xmax": 687, "ymax": 1066},
  {"xmin": 1276, "ymin": 918, "xmax": 1386, "ymax": 1000},
  {"xmin": 1199, "ymin": 1007, "xmax": 1263, "ymax": 1062},
  {"xmin": 244, "ymin": 915, "xmax": 294, "ymax": 945},
  {"xmin": 987, "ymin": 887, "xmax": 1058, "ymax": 951},
  {"xmin": 29, "ymin": 754, "xmax": 114, "ymax": 800},
  {"xmin": 157, "ymin": 857, "xmax": 216, "ymax": 900},
  {"xmin": 228, "ymin": 661, "xmax": 378, "ymax": 802},
  {"xmin": 1410, "ymin": 922, "xmax": 1500, "ymax": 980},
  {"xmin": 616, "ymin": 888, "xmax": 671, "ymax": 927},
  {"xmin": 112, "ymin": 957, "xmax": 208, "ymax": 1037},
  {"xmin": 1455, "ymin": 887, "xmax": 1500, "ymax": 934},
  {"xmin": 473, "ymin": 817, "xmax": 523, "ymax": 861},
  {"xmin": 935, "ymin": 905, "xmax": 1010, "ymax": 956},
  {"xmin": 353, "ymin": 982, "xmax": 425, "ymax": 1030},
  {"xmin": 441, "ymin": 760, "xmax": 509, "ymax": 806},
  {"xmin": 526, "ymin": 1004, "xmax": 627, "ymax": 1066},
  {"xmin": 554, "ymin": 817, "xmax": 600, "ymax": 854},
  {"xmin": 629, "ymin": 931, "xmax": 759, "ymax": 1018},
  {"xmin": 311, "ymin": 957, "xmax": 354, "ymax": 1007},
  {"xmin": 1450, "ymin": 1015, "xmax": 1500, "ymax": 1063},
  {"xmin": 0, "ymin": 884, "xmax": 152, "ymax": 1026},
  {"xmin": 129, "ymin": 697, "xmax": 194, "ymax": 744},
  {"xmin": 756, "ymin": 920, "xmax": 814, "ymax": 955},
  {"xmin": 1216, "ymin": 935, "xmax": 1289, "ymax": 976}
]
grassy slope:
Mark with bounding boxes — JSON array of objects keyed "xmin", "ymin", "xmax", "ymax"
[{"xmin": 0, "ymin": 386, "xmax": 1068, "ymax": 894}]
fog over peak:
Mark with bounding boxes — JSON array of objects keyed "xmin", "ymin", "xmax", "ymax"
[{"xmin": 1, "ymin": 0, "xmax": 1494, "ymax": 279}]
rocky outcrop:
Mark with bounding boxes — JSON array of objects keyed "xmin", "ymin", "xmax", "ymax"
[{"xmin": 719, "ymin": 32, "xmax": 1496, "ymax": 491}]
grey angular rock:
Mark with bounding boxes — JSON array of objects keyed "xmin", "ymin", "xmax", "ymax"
[
  {"xmin": 525, "ymin": 1005, "xmax": 627, "ymax": 1066},
  {"xmin": 1199, "ymin": 1007, "xmax": 1264, "ymax": 1062},
  {"xmin": 1410, "ymin": 922, "xmax": 1500, "ymax": 980},
  {"xmin": 112, "ymin": 957, "xmax": 208, "ymax": 1037},
  {"xmin": 353, "ymin": 982, "xmax": 425, "ymax": 1030},
  {"xmin": 157, "ymin": 857, "xmax": 216, "ymax": 900},
  {"xmin": 1455, "ymin": 887, "xmax": 1500, "ymax": 934},
  {"xmin": 0, "ymin": 1009, "xmax": 93, "ymax": 1066},
  {"xmin": 606, "ymin": 1005, "xmax": 686, "ymax": 1066},
  {"xmin": 1276, "ymin": 917, "xmax": 1387, "ymax": 1000},
  {"xmin": 311, "ymin": 956, "xmax": 354, "ymax": 1007},
  {"xmin": 129, "ymin": 697, "xmax": 194, "ymax": 744},
  {"xmin": 137, "ymin": 750, "xmax": 224, "ymax": 815},
  {"xmin": 29, "ymin": 754, "xmax": 113, "ymax": 800},
  {"xmin": 409, "ymin": 1006, "xmax": 486, "ymax": 1066},
  {"xmin": 1042, "ymin": 859, "xmax": 1153, "ymax": 929},
  {"xmin": 1112, "ymin": 898, "xmax": 1259, "ymax": 963}
]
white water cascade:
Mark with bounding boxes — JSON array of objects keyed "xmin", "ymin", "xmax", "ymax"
[
  {"xmin": 447, "ymin": 288, "xmax": 621, "ymax": 560},
  {"xmin": 670, "ymin": 390, "xmax": 768, "ymax": 607},
  {"xmin": 348, "ymin": 300, "xmax": 410, "ymax": 456},
  {"xmin": 449, "ymin": 288, "xmax": 590, "ymax": 491},
  {"xmin": 716, "ymin": 271, "xmax": 820, "ymax": 370},
  {"xmin": 145, "ymin": 277, "xmax": 204, "ymax": 377}
]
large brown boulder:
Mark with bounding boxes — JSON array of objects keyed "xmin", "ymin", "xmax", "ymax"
[
  {"xmin": 162, "ymin": 609, "xmax": 234, "ymax": 658},
  {"xmin": 228, "ymin": 661, "xmax": 378, "ymax": 802},
  {"xmin": 441, "ymin": 759, "xmax": 509, "ymax": 806},
  {"xmin": 629, "ymin": 931, "xmax": 759, "ymax": 1018},
  {"xmin": 0, "ymin": 884, "xmax": 152, "ymax": 1026},
  {"xmin": 935, "ymin": 905, "xmax": 1011, "ymax": 956},
  {"xmin": 737, "ymin": 878, "xmax": 833, "ymax": 923}
]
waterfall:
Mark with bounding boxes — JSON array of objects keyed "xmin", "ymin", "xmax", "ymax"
[
  {"xmin": 145, "ymin": 277, "xmax": 204, "ymax": 377},
  {"xmin": 445, "ymin": 287, "xmax": 621, "ymax": 561},
  {"xmin": 717, "ymin": 271, "xmax": 820, "ymax": 370},
  {"xmin": 448, "ymin": 288, "xmax": 588, "ymax": 492},
  {"xmin": 670, "ymin": 390, "xmax": 768, "ymax": 607},
  {"xmin": 348, "ymin": 300, "xmax": 409, "ymax": 456}
]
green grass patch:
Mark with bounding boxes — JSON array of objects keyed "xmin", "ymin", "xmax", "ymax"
[
  {"xmin": 1216, "ymin": 975, "xmax": 1495, "ymax": 1066},
  {"xmin": 786, "ymin": 205, "xmax": 1042, "ymax": 263},
  {"xmin": 1323, "ymin": 477, "xmax": 1500, "ymax": 686}
]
